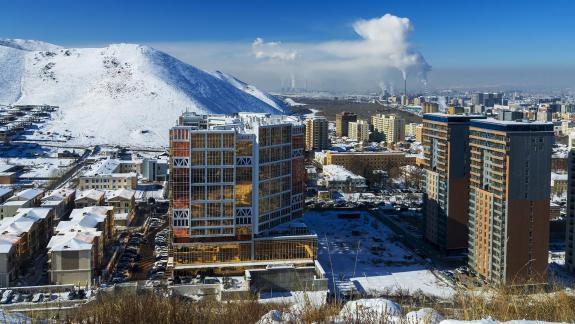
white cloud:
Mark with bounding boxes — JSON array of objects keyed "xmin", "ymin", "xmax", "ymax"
[
  {"xmin": 148, "ymin": 14, "xmax": 432, "ymax": 92},
  {"xmin": 251, "ymin": 37, "xmax": 298, "ymax": 60}
]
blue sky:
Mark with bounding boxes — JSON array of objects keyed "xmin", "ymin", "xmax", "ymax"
[{"xmin": 3, "ymin": 0, "xmax": 575, "ymax": 90}]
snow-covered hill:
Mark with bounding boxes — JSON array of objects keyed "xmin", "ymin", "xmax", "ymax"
[{"xmin": 0, "ymin": 39, "xmax": 286, "ymax": 147}]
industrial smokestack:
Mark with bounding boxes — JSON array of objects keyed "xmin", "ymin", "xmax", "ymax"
[{"xmin": 404, "ymin": 77, "xmax": 407, "ymax": 98}]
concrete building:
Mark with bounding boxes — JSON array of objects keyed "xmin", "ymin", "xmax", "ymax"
[
  {"xmin": 422, "ymin": 114, "xmax": 485, "ymax": 253},
  {"xmin": 371, "ymin": 114, "xmax": 405, "ymax": 144},
  {"xmin": 467, "ymin": 119, "xmax": 553, "ymax": 285},
  {"xmin": 169, "ymin": 112, "xmax": 317, "ymax": 273},
  {"xmin": 0, "ymin": 188, "xmax": 44, "ymax": 219},
  {"xmin": 304, "ymin": 116, "xmax": 329, "ymax": 151},
  {"xmin": 405, "ymin": 123, "xmax": 421, "ymax": 138},
  {"xmin": 335, "ymin": 112, "xmax": 357, "ymax": 137},
  {"xmin": 422, "ymin": 102, "xmax": 439, "ymax": 114},
  {"xmin": 322, "ymin": 151, "xmax": 415, "ymax": 179},
  {"xmin": 320, "ymin": 165, "xmax": 367, "ymax": 193},
  {"xmin": 498, "ymin": 110, "xmax": 524, "ymax": 121},
  {"xmin": 0, "ymin": 188, "xmax": 13, "ymax": 204},
  {"xmin": 106, "ymin": 189, "xmax": 136, "ymax": 227},
  {"xmin": 347, "ymin": 120, "xmax": 370, "ymax": 142},
  {"xmin": 141, "ymin": 158, "xmax": 168, "ymax": 182},
  {"xmin": 471, "ymin": 92, "xmax": 504, "ymax": 108},
  {"xmin": 41, "ymin": 188, "xmax": 76, "ymax": 221},
  {"xmin": 75, "ymin": 189, "xmax": 105, "ymax": 208},
  {"xmin": 0, "ymin": 208, "xmax": 54, "ymax": 287},
  {"xmin": 48, "ymin": 206, "xmax": 114, "ymax": 285},
  {"xmin": 78, "ymin": 159, "xmax": 137, "ymax": 190}
]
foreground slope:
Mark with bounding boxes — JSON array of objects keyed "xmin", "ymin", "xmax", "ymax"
[{"xmin": 0, "ymin": 39, "xmax": 286, "ymax": 147}]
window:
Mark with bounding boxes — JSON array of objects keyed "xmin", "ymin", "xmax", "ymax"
[{"xmin": 208, "ymin": 133, "xmax": 221, "ymax": 148}]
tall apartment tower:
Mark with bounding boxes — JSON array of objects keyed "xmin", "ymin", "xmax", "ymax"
[
  {"xmin": 422, "ymin": 114, "xmax": 485, "ymax": 252},
  {"xmin": 304, "ymin": 116, "xmax": 329, "ymax": 151},
  {"xmin": 348, "ymin": 120, "xmax": 370, "ymax": 142},
  {"xmin": 335, "ymin": 112, "xmax": 357, "ymax": 137},
  {"xmin": 565, "ymin": 133, "xmax": 575, "ymax": 273},
  {"xmin": 371, "ymin": 114, "xmax": 405, "ymax": 144},
  {"xmin": 169, "ymin": 112, "xmax": 317, "ymax": 271},
  {"xmin": 467, "ymin": 119, "xmax": 553, "ymax": 285}
]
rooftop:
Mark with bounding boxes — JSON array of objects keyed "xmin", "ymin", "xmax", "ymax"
[
  {"xmin": 322, "ymin": 165, "xmax": 365, "ymax": 181},
  {"xmin": 175, "ymin": 112, "xmax": 302, "ymax": 135},
  {"xmin": 470, "ymin": 118, "xmax": 554, "ymax": 132},
  {"xmin": 423, "ymin": 113, "xmax": 486, "ymax": 123},
  {"xmin": 75, "ymin": 189, "xmax": 105, "ymax": 202}
]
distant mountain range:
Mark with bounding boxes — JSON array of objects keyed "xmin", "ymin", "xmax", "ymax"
[{"xmin": 0, "ymin": 39, "xmax": 286, "ymax": 147}]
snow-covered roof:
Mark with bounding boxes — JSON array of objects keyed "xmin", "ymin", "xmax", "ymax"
[
  {"xmin": 0, "ymin": 234, "xmax": 19, "ymax": 254},
  {"xmin": 107, "ymin": 188, "xmax": 135, "ymax": 201},
  {"xmin": 0, "ymin": 187, "xmax": 13, "ymax": 198},
  {"xmin": 75, "ymin": 189, "xmax": 105, "ymax": 202},
  {"xmin": 83, "ymin": 159, "xmax": 121, "ymax": 176},
  {"xmin": 322, "ymin": 165, "xmax": 365, "ymax": 181},
  {"xmin": 43, "ymin": 188, "xmax": 75, "ymax": 201},
  {"xmin": 47, "ymin": 231, "xmax": 99, "ymax": 252},
  {"xmin": 9, "ymin": 188, "xmax": 44, "ymax": 202},
  {"xmin": 0, "ymin": 208, "xmax": 51, "ymax": 236},
  {"xmin": 55, "ymin": 206, "xmax": 111, "ymax": 235}
]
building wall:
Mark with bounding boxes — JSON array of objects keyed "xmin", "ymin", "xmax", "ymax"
[
  {"xmin": 324, "ymin": 152, "xmax": 414, "ymax": 179},
  {"xmin": 304, "ymin": 117, "xmax": 329, "ymax": 151},
  {"xmin": 468, "ymin": 124, "xmax": 553, "ymax": 285},
  {"xmin": 170, "ymin": 116, "xmax": 313, "ymax": 268},
  {"xmin": 371, "ymin": 114, "xmax": 405, "ymax": 143},
  {"xmin": 335, "ymin": 112, "xmax": 357, "ymax": 137},
  {"xmin": 78, "ymin": 175, "xmax": 137, "ymax": 190}
]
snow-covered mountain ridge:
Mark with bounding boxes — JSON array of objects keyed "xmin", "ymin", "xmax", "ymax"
[{"xmin": 0, "ymin": 39, "xmax": 286, "ymax": 147}]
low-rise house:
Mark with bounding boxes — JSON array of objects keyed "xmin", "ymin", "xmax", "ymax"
[
  {"xmin": 47, "ymin": 231, "xmax": 102, "ymax": 286},
  {"xmin": 0, "ymin": 188, "xmax": 14, "ymax": 204},
  {"xmin": 48, "ymin": 206, "xmax": 114, "ymax": 285},
  {"xmin": 0, "ymin": 165, "xmax": 18, "ymax": 185},
  {"xmin": 74, "ymin": 190, "xmax": 105, "ymax": 208},
  {"xmin": 41, "ymin": 188, "xmax": 76, "ymax": 221},
  {"xmin": 106, "ymin": 189, "xmax": 136, "ymax": 227},
  {"xmin": 319, "ymin": 165, "xmax": 367, "ymax": 193},
  {"xmin": 0, "ymin": 188, "xmax": 44, "ymax": 219},
  {"xmin": 78, "ymin": 159, "xmax": 137, "ymax": 190},
  {"xmin": 0, "ymin": 208, "xmax": 54, "ymax": 287}
]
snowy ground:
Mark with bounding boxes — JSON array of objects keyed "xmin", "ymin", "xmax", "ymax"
[
  {"xmin": 302, "ymin": 210, "xmax": 455, "ymax": 299},
  {"xmin": 259, "ymin": 290, "xmax": 327, "ymax": 308}
]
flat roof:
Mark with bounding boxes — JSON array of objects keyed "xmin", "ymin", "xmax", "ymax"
[
  {"xmin": 470, "ymin": 118, "xmax": 554, "ymax": 132},
  {"xmin": 423, "ymin": 113, "xmax": 486, "ymax": 123}
]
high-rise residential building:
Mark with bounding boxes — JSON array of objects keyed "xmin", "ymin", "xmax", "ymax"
[
  {"xmin": 471, "ymin": 92, "xmax": 504, "ymax": 108},
  {"xmin": 371, "ymin": 114, "xmax": 405, "ymax": 144},
  {"xmin": 335, "ymin": 112, "xmax": 357, "ymax": 137},
  {"xmin": 498, "ymin": 110, "xmax": 524, "ymax": 121},
  {"xmin": 422, "ymin": 114, "xmax": 485, "ymax": 252},
  {"xmin": 348, "ymin": 120, "xmax": 370, "ymax": 142},
  {"xmin": 304, "ymin": 116, "xmax": 329, "ymax": 151},
  {"xmin": 422, "ymin": 102, "xmax": 439, "ymax": 114},
  {"xmin": 468, "ymin": 119, "xmax": 553, "ymax": 285},
  {"xmin": 405, "ymin": 123, "xmax": 421, "ymax": 138},
  {"xmin": 565, "ymin": 133, "xmax": 575, "ymax": 273},
  {"xmin": 169, "ymin": 112, "xmax": 317, "ymax": 271}
]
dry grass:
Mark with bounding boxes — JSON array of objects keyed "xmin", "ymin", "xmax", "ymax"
[
  {"xmin": 25, "ymin": 286, "xmax": 575, "ymax": 323},
  {"xmin": 454, "ymin": 285, "xmax": 575, "ymax": 323}
]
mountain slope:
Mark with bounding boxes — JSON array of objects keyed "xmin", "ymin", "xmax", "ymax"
[{"xmin": 0, "ymin": 40, "xmax": 286, "ymax": 147}]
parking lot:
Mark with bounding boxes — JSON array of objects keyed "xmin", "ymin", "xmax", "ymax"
[{"xmin": 108, "ymin": 210, "xmax": 167, "ymax": 285}]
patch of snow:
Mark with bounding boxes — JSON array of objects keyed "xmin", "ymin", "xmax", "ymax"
[
  {"xmin": 338, "ymin": 298, "xmax": 402, "ymax": 322},
  {"xmin": 406, "ymin": 308, "xmax": 444, "ymax": 324}
]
